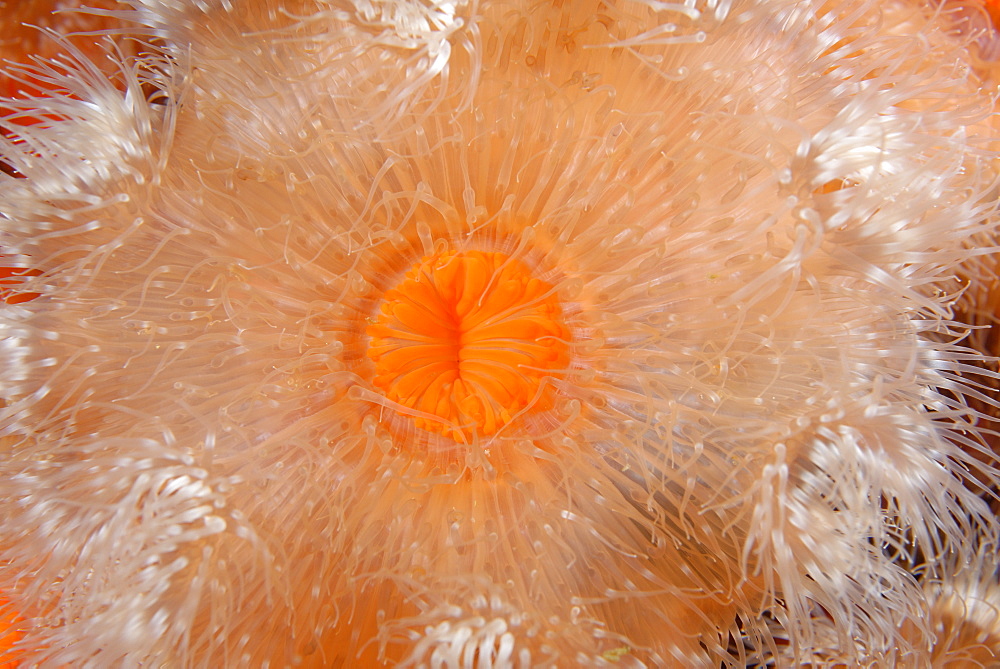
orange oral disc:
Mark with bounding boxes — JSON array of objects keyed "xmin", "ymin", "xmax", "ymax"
[{"xmin": 366, "ymin": 250, "xmax": 570, "ymax": 443}]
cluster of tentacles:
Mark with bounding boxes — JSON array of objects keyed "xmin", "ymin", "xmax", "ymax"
[{"xmin": 1, "ymin": 0, "xmax": 999, "ymax": 666}]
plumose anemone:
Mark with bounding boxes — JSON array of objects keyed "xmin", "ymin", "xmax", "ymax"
[{"xmin": 1, "ymin": 0, "xmax": 999, "ymax": 666}]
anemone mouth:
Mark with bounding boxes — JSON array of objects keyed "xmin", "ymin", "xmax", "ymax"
[
  {"xmin": 332, "ymin": 222, "xmax": 584, "ymax": 462},
  {"xmin": 366, "ymin": 248, "xmax": 570, "ymax": 444}
]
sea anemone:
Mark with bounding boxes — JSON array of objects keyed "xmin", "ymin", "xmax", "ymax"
[
  {"xmin": 1, "ymin": 0, "xmax": 999, "ymax": 666},
  {"xmin": 760, "ymin": 537, "xmax": 1000, "ymax": 667},
  {"xmin": 0, "ymin": 0, "xmax": 130, "ymax": 99},
  {"xmin": 915, "ymin": 541, "xmax": 1000, "ymax": 668}
]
